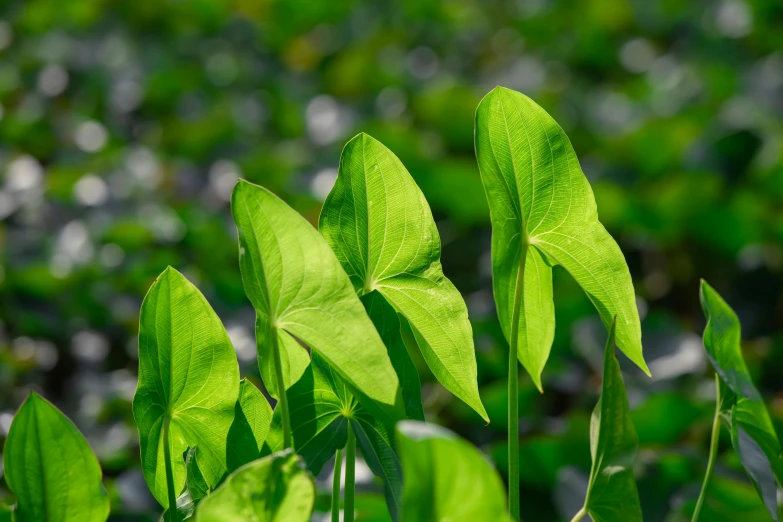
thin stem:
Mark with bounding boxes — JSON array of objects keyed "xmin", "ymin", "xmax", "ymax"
[
  {"xmin": 162, "ymin": 416, "xmax": 179, "ymax": 522},
  {"xmin": 692, "ymin": 373, "xmax": 722, "ymax": 522},
  {"xmin": 271, "ymin": 326, "xmax": 292, "ymax": 449},
  {"xmin": 344, "ymin": 425, "xmax": 356, "ymax": 522},
  {"xmin": 332, "ymin": 448, "xmax": 344, "ymax": 522},
  {"xmin": 508, "ymin": 241, "xmax": 528, "ymax": 522},
  {"xmin": 569, "ymin": 507, "xmax": 587, "ymax": 522}
]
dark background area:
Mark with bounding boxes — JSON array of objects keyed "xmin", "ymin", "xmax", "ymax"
[{"xmin": 0, "ymin": 0, "xmax": 782, "ymax": 520}]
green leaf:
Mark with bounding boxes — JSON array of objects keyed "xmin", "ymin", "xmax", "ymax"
[
  {"xmin": 133, "ymin": 267, "xmax": 240, "ymax": 508},
  {"xmin": 474, "ymin": 86, "xmax": 649, "ymax": 389},
  {"xmin": 0, "ymin": 506, "xmax": 12, "ymax": 522},
  {"xmin": 3, "ymin": 392, "xmax": 110, "ymax": 522},
  {"xmin": 578, "ymin": 319, "xmax": 642, "ymax": 522},
  {"xmin": 319, "ymin": 133, "xmax": 487, "ymax": 421},
  {"xmin": 193, "ymin": 450, "xmax": 314, "ymax": 522},
  {"xmin": 226, "ymin": 379, "xmax": 274, "ymax": 471},
  {"xmin": 700, "ymin": 279, "xmax": 783, "ymax": 520},
  {"xmin": 231, "ymin": 179, "xmax": 403, "ymax": 422}
]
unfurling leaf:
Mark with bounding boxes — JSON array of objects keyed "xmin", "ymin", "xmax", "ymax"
[
  {"xmin": 319, "ymin": 133, "xmax": 487, "ymax": 421},
  {"xmin": 474, "ymin": 86, "xmax": 648, "ymax": 389},
  {"xmin": 3, "ymin": 392, "xmax": 110, "ymax": 522},
  {"xmin": 396, "ymin": 421, "xmax": 511, "ymax": 522},
  {"xmin": 577, "ymin": 319, "xmax": 642, "ymax": 522},
  {"xmin": 133, "ymin": 267, "xmax": 240, "ymax": 508},
  {"xmin": 700, "ymin": 280, "xmax": 783, "ymax": 520},
  {"xmin": 194, "ymin": 450, "xmax": 314, "ymax": 522},
  {"xmin": 231, "ymin": 180, "xmax": 403, "ymax": 422}
]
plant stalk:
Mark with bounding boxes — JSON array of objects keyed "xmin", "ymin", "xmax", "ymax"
[
  {"xmin": 569, "ymin": 507, "xmax": 587, "ymax": 522},
  {"xmin": 692, "ymin": 373, "xmax": 722, "ymax": 522},
  {"xmin": 508, "ymin": 241, "xmax": 528, "ymax": 521},
  {"xmin": 271, "ymin": 326, "xmax": 292, "ymax": 449},
  {"xmin": 162, "ymin": 416, "xmax": 179, "ymax": 522},
  {"xmin": 345, "ymin": 425, "xmax": 356, "ymax": 522},
  {"xmin": 332, "ymin": 447, "xmax": 344, "ymax": 522}
]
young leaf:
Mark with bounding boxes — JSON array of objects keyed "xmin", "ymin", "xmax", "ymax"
[
  {"xmin": 193, "ymin": 450, "xmax": 314, "ymax": 522},
  {"xmin": 573, "ymin": 319, "xmax": 642, "ymax": 522},
  {"xmin": 3, "ymin": 392, "xmax": 110, "ymax": 522},
  {"xmin": 700, "ymin": 280, "xmax": 783, "ymax": 519},
  {"xmin": 231, "ymin": 179, "xmax": 403, "ymax": 422},
  {"xmin": 474, "ymin": 86, "xmax": 649, "ymax": 388},
  {"xmin": 133, "ymin": 267, "xmax": 240, "ymax": 509},
  {"xmin": 396, "ymin": 421, "xmax": 511, "ymax": 522},
  {"xmin": 226, "ymin": 379, "xmax": 274, "ymax": 471},
  {"xmin": 319, "ymin": 133, "xmax": 488, "ymax": 422}
]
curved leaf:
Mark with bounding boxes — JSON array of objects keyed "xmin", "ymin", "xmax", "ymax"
[
  {"xmin": 319, "ymin": 133, "xmax": 487, "ymax": 421},
  {"xmin": 227, "ymin": 379, "xmax": 274, "ymax": 471},
  {"xmin": 474, "ymin": 86, "xmax": 648, "ymax": 388},
  {"xmin": 133, "ymin": 267, "xmax": 240, "ymax": 508},
  {"xmin": 3, "ymin": 392, "xmax": 110, "ymax": 522},
  {"xmin": 231, "ymin": 179, "xmax": 403, "ymax": 422},
  {"xmin": 396, "ymin": 421, "xmax": 511, "ymax": 522},
  {"xmin": 194, "ymin": 450, "xmax": 314, "ymax": 522}
]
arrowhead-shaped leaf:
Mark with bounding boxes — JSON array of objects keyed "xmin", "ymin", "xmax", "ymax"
[
  {"xmin": 193, "ymin": 450, "xmax": 314, "ymax": 522},
  {"xmin": 231, "ymin": 179, "xmax": 403, "ymax": 422},
  {"xmin": 576, "ymin": 319, "xmax": 642, "ymax": 521},
  {"xmin": 396, "ymin": 421, "xmax": 511, "ymax": 522},
  {"xmin": 700, "ymin": 280, "xmax": 783, "ymax": 520},
  {"xmin": 319, "ymin": 133, "xmax": 487, "ymax": 421},
  {"xmin": 3, "ymin": 392, "xmax": 110, "ymax": 522},
  {"xmin": 474, "ymin": 86, "xmax": 649, "ymax": 389},
  {"xmin": 133, "ymin": 267, "xmax": 240, "ymax": 508}
]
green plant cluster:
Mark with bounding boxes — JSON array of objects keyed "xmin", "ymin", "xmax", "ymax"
[{"xmin": 2, "ymin": 88, "xmax": 781, "ymax": 521}]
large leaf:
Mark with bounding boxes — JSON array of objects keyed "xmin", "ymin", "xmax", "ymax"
[
  {"xmin": 319, "ymin": 133, "xmax": 487, "ymax": 421},
  {"xmin": 396, "ymin": 421, "xmax": 511, "ymax": 522},
  {"xmin": 474, "ymin": 86, "xmax": 649, "ymax": 388},
  {"xmin": 133, "ymin": 267, "xmax": 240, "ymax": 508},
  {"xmin": 577, "ymin": 319, "xmax": 642, "ymax": 522},
  {"xmin": 231, "ymin": 179, "xmax": 403, "ymax": 422},
  {"xmin": 193, "ymin": 450, "xmax": 314, "ymax": 522},
  {"xmin": 700, "ymin": 280, "xmax": 783, "ymax": 519},
  {"xmin": 3, "ymin": 392, "xmax": 110, "ymax": 522}
]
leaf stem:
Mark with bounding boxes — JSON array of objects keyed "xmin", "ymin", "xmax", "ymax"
[
  {"xmin": 162, "ymin": 416, "xmax": 179, "ymax": 522},
  {"xmin": 692, "ymin": 373, "xmax": 722, "ymax": 522},
  {"xmin": 332, "ymin": 447, "xmax": 344, "ymax": 522},
  {"xmin": 271, "ymin": 326, "xmax": 292, "ymax": 449},
  {"xmin": 508, "ymin": 240, "xmax": 528, "ymax": 522},
  {"xmin": 569, "ymin": 507, "xmax": 587, "ymax": 522},
  {"xmin": 345, "ymin": 425, "xmax": 356, "ymax": 522}
]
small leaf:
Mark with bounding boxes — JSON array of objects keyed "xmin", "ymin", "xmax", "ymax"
[
  {"xmin": 193, "ymin": 450, "xmax": 314, "ymax": 522},
  {"xmin": 578, "ymin": 319, "xmax": 642, "ymax": 522},
  {"xmin": 474, "ymin": 86, "xmax": 648, "ymax": 388},
  {"xmin": 231, "ymin": 179, "xmax": 403, "ymax": 422},
  {"xmin": 226, "ymin": 379, "xmax": 273, "ymax": 471},
  {"xmin": 319, "ymin": 133, "xmax": 487, "ymax": 421},
  {"xmin": 133, "ymin": 267, "xmax": 240, "ymax": 508},
  {"xmin": 700, "ymin": 280, "xmax": 783, "ymax": 520},
  {"xmin": 3, "ymin": 392, "xmax": 110, "ymax": 522},
  {"xmin": 396, "ymin": 421, "xmax": 511, "ymax": 522}
]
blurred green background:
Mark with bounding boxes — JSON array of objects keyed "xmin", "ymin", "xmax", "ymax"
[{"xmin": 0, "ymin": 0, "xmax": 782, "ymax": 520}]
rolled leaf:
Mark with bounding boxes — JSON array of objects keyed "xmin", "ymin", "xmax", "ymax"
[
  {"xmin": 3, "ymin": 392, "xmax": 110, "ymax": 522},
  {"xmin": 133, "ymin": 267, "xmax": 240, "ymax": 508},
  {"xmin": 194, "ymin": 450, "xmax": 314, "ymax": 522},
  {"xmin": 475, "ymin": 86, "xmax": 649, "ymax": 389},
  {"xmin": 319, "ymin": 133, "xmax": 487, "ymax": 421},
  {"xmin": 231, "ymin": 179, "xmax": 403, "ymax": 422}
]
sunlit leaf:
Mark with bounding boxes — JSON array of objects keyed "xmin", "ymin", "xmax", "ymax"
[
  {"xmin": 396, "ymin": 421, "xmax": 511, "ymax": 522},
  {"xmin": 3, "ymin": 392, "xmax": 110, "ymax": 522},
  {"xmin": 319, "ymin": 133, "xmax": 487, "ymax": 421},
  {"xmin": 231, "ymin": 179, "xmax": 403, "ymax": 422},
  {"xmin": 133, "ymin": 267, "xmax": 239, "ymax": 508},
  {"xmin": 193, "ymin": 450, "xmax": 314, "ymax": 522},
  {"xmin": 226, "ymin": 379, "xmax": 274, "ymax": 471},
  {"xmin": 474, "ymin": 86, "xmax": 649, "ymax": 388}
]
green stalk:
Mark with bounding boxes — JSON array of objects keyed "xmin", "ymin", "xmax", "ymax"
[
  {"xmin": 692, "ymin": 373, "xmax": 722, "ymax": 522},
  {"xmin": 271, "ymin": 326, "xmax": 292, "ymax": 449},
  {"xmin": 345, "ymin": 425, "xmax": 356, "ymax": 522},
  {"xmin": 162, "ymin": 416, "xmax": 179, "ymax": 522},
  {"xmin": 508, "ymin": 241, "xmax": 528, "ymax": 521},
  {"xmin": 569, "ymin": 507, "xmax": 587, "ymax": 522},
  {"xmin": 332, "ymin": 447, "xmax": 344, "ymax": 522}
]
